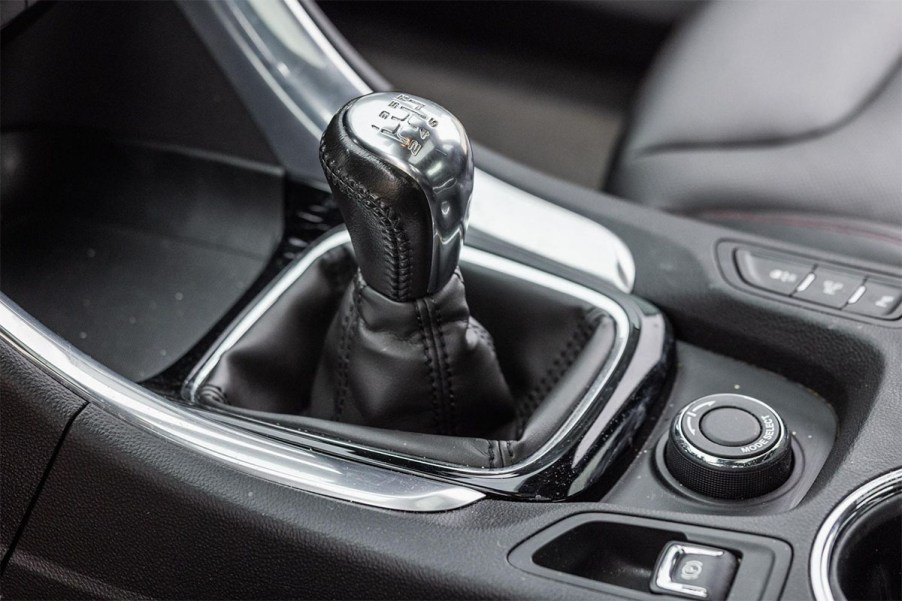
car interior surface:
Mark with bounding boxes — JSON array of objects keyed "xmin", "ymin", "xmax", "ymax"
[{"xmin": 0, "ymin": 1, "xmax": 900, "ymax": 600}]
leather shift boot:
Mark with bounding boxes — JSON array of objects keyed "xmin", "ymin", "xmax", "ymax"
[{"xmin": 310, "ymin": 269, "xmax": 515, "ymax": 437}]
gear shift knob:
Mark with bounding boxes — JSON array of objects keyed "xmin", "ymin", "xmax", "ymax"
[{"xmin": 319, "ymin": 92, "xmax": 473, "ymax": 301}]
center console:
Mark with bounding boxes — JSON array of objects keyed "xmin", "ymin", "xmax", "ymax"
[{"xmin": 0, "ymin": 2, "xmax": 898, "ymax": 600}]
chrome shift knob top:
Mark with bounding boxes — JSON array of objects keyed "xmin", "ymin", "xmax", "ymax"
[{"xmin": 320, "ymin": 92, "xmax": 473, "ymax": 301}]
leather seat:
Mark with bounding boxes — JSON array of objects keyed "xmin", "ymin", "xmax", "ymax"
[{"xmin": 607, "ymin": 0, "xmax": 902, "ymax": 266}]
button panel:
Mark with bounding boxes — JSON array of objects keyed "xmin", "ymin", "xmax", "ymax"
[{"xmin": 728, "ymin": 246, "xmax": 902, "ymax": 321}]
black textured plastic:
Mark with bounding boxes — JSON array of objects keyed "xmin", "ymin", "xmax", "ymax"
[{"xmin": 664, "ymin": 437, "xmax": 793, "ymax": 500}]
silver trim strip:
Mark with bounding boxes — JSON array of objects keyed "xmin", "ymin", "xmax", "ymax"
[
  {"xmin": 810, "ymin": 467, "xmax": 902, "ymax": 601},
  {"xmin": 185, "ymin": 229, "xmax": 632, "ymax": 481},
  {"xmin": 471, "ymin": 170, "xmax": 635, "ymax": 293},
  {"xmin": 279, "ymin": 0, "xmax": 370, "ymax": 96},
  {"xmin": 0, "ymin": 296, "xmax": 484, "ymax": 512},
  {"xmin": 846, "ymin": 285, "xmax": 866, "ymax": 305},
  {"xmin": 796, "ymin": 273, "xmax": 816, "ymax": 293}
]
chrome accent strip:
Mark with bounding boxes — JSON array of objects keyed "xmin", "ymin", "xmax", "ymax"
[
  {"xmin": 846, "ymin": 285, "xmax": 866, "ymax": 305},
  {"xmin": 471, "ymin": 170, "xmax": 635, "ymax": 293},
  {"xmin": 796, "ymin": 273, "xmax": 816, "ymax": 293},
  {"xmin": 194, "ymin": 0, "xmax": 636, "ymax": 292},
  {"xmin": 0, "ymin": 296, "xmax": 484, "ymax": 513},
  {"xmin": 185, "ymin": 229, "xmax": 633, "ymax": 483},
  {"xmin": 278, "ymin": 0, "xmax": 370, "ymax": 97},
  {"xmin": 810, "ymin": 468, "xmax": 902, "ymax": 601}
]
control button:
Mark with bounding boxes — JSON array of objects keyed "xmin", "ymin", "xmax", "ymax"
[
  {"xmin": 700, "ymin": 407, "xmax": 761, "ymax": 446},
  {"xmin": 792, "ymin": 267, "xmax": 863, "ymax": 308},
  {"xmin": 650, "ymin": 542, "xmax": 738, "ymax": 600},
  {"xmin": 665, "ymin": 394, "xmax": 793, "ymax": 499},
  {"xmin": 735, "ymin": 250, "xmax": 814, "ymax": 295},
  {"xmin": 844, "ymin": 280, "xmax": 902, "ymax": 318}
]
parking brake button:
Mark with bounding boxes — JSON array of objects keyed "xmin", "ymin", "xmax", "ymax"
[
  {"xmin": 651, "ymin": 542, "xmax": 738, "ymax": 600},
  {"xmin": 734, "ymin": 250, "xmax": 814, "ymax": 295}
]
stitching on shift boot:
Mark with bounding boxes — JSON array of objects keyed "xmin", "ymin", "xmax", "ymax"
[
  {"xmin": 469, "ymin": 319, "xmax": 497, "ymax": 355},
  {"xmin": 333, "ymin": 277, "xmax": 363, "ymax": 421},
  {"xmin": 415, "ymin": 299, "xmax": 444, "ymax": 435},
  {"xmin": 514, "ymin": 309, "xmax": 603, "ymax": 438},
  {"xmin": 321, "ymin": 247, "xmax": 356, "ymax": 292},
  {"xmin": 432, "ymin": 299, "xmax": 458, "ymax": 435},
  {"xmin": 422, "ymin": 299, "xmax": 451, "ymax": 435},
  {"xmin": 320, "ymin": 143, "xmax": 412, "ymax": 300}
]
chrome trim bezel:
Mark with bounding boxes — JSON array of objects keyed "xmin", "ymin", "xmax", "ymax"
[
  {"xmin": 0, "ymin": 294, "xmax": 485, "ymax": 513},
  {"xmin": 810, "ymin": 467, "xmax": 902, "ymax": 601},
  {"xmin": 671, "ymin": 395, "xmax": 789, "ymax": 470},
  {"xmin": 183, "ymin": 229, "xmax": 657, "ymax": 499}
]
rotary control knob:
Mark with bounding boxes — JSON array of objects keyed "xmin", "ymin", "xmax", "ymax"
[{"xmin": 664, "ymin": 394, "xmax": 793, "ymax": 500}]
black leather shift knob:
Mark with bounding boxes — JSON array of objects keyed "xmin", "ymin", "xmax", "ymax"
[{"xmin": 319, "ymin": 92, "xmax": 473, "ymax": 301}]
